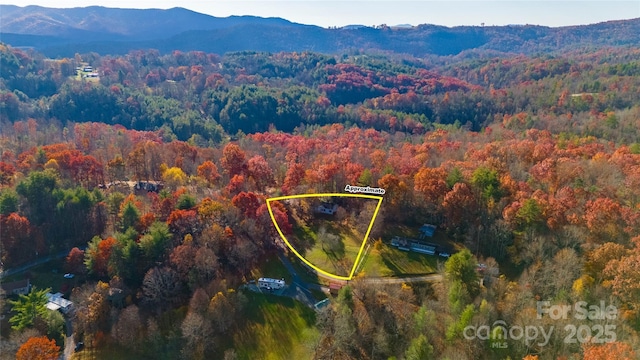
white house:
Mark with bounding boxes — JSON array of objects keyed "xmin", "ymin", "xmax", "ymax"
[
  {"xmin": 258, "ymin": 277, "xmax": 285, "ymax": 290},
  {"xmin": 46, "ymin": 292, "xmax": 73, "ymax": 314}
]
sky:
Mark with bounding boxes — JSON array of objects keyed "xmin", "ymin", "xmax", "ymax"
[{"xmin": 3, "ymin": 0, "xmax": 640, "ymax": 28}]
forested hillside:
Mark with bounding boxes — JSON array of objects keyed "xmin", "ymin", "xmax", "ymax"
[{"xmin": 1, "ymin": 42, "xmax": 640, "ymax": 359}]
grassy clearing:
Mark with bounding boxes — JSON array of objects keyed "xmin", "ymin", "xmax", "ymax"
[
  {"xmin": 303, "ymin": 223, "xmax": 363, "ymax": 278},
  {"xmin": 1, "ymin": 260, "xmax": 75, "ymax": 296},
  {"xmin": 251, "ymin": 254, "xmax": 290, "ymax": 283},
  {"xmin": 356, "ymin": 241, "xmax": 438, "ymax": 277},
  {"xmin": 71, "ymin": 347, "xmax": 140, "ymax": 360},
  {"xmin": 291, "ymin": 221, "xmax": 440, "ymax": 279},
  {"xmin": 232, "ymin": 292, "xmax": 319, "ymax": 360}
]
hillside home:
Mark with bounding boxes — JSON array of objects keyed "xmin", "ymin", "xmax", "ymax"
[{"xmin": 315, "ymin": 203, "xmax": 338, "ymax": 215}]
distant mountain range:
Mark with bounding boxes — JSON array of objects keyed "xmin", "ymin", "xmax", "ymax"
[{"xmin": 1, "ymin": 5, "xmax": 639, "ymax": 57}]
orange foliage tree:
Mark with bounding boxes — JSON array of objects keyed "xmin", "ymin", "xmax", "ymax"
[
  {"xmin": 16, "ymin": 336, "xmax": 60, "ymax": 360},
  {"xmin": 582, "ymin": 341, "xmax": 636, "ymax": 360}
]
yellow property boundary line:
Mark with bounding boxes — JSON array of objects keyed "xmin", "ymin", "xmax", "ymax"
[{"xmin": 266, "ymin": 193, "xmax": 383, "ymax": 281}]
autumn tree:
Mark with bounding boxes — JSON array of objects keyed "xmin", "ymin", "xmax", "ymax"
[
  {"xmin": 282, "ymin": 162, "xmax": 305, "ymax": 194},
  {"xmin": 167, "ymin": 209, "xmax": 200, "ymax": 240},
  {"xmin": 0, "ymin": 212, "xmax": 32, "ymax": 267},
  {"xmin": 111, "ymin": 305, "xmax": 144, "ymax": 349},
  {"xmin": 584, "ymin": 197, "xmax": 626, "ymax": 243},
  {"xmin": 582, "ymin": 341, "xmax": 636, "ymax": 360},
  {"xmin": 106, "ymin": 156, "xmax": 126, "ymax": 182},
  {"xmin": 162, "ymin": 166, "xmax": 187, "ymax": 189},
  {"xmin": 231, "ymin": 191, "xmax": 262, "ymax": 218},
  {"xmin": 16, "ymin": 336, "xmax": 60, "ymax": 360},
  {"xmin": 142, "ymin": 267, "xmax": 183, "ymax": 311},
  {"xmin": 0, "ymin": 161, "xmax": 16, "ymax": 186},
  {"xmin": 442, "ymin": 182, "xmax": 478, "ymax": 234},
  {"xmin": 71, "ymin": 282, "xmax": 111, "ymax": 338},
  {"xmin": 414, "ymin": 166, "xmax": 448, "ymax": 208},
  {"xmin": 585, "ymin": 242, "xmax": 628, "ymax": 280},
  {"xmin": 603, "ymin": 237, "xmax": 640, "ymax": 308},
  {"xmin": 220, "ymin": 143, "xmax": 246, "ymax": 177},
  {"xmin": 65, "ymin": 247, "xmax": 85, "ymax": 274},
  {"xmin": 84, "ymin": 236, "xmax": 117, "ymax": 278},
  {"xmin": 246, "ymin": 155, "xmax": 274, "ymax": 191},
  {"xmin": 181, "ymin": 310, "xmax": 213, "ymax": 360},
  {"xmin": 196, "ymin": 160, "xmax": 220, "ymax": 185}
]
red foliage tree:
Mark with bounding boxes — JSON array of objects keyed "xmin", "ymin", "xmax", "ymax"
[
  {"xmin": 0, "ymin": 161, "xmax": 16, "ymax": 185},
  {"xmin": 442, "ymin": 182, "xmax": 478, "ymax": 231},
  {"xmin": 226, "ymin": 174, "xmax": 246, "ymax": 194},
  {"xmin": 16, "ymin": 336, "xmax": 60, "ymax": 360},
  {"xmin": 167, "ymin": 209, "xmax": 199, "ymax": 241},
  {"xmin": 246, "ymin": 155, "xmax": 274, "ymax": 191},
  {"xmin": 231, "ymin": 192, "xmax": 263, "ymax": 218},
  {"xmin": 220, "ymin": 143, "xmax": 246, "ymax": 177},
  {"xmin": 282, "ymin": 162, "xmax": 306, "ymax": 194},
  {"xmin": 0, "ymin": 213, "xmax": 32, "ymax": 267},
  {"xmin": 65, "ymin": 247, "xmax": 85, "ymax": 274},
  {"xmin": 257, "ymin": 202, "xmax": 292, "ymax": 235},
  {"xmin": 170, "ymin": 243, "xmax": 197, "ymax": 282},
  {"xmin": 584, "ymin": 197, "xmax": 625, "ymax": 243}
]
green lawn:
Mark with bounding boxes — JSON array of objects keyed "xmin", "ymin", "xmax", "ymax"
[
  {"xmin": 1, "ymin": 260, "xmax": 75, "ymax": 296},
  {"xmin": 71, "ymin": 347, "xmax": 140, "ymax": 360},
  {"xmin": 303, "ymin": 223, "xmax": 364, "ymax": 278},
  {"xmin": 232, "ymin": 292, "xmax": 320, "ymax": 360},
  {"xmin": 290, "ymin": 221, "xmax": 440, "ymax": 279},
  {"xmin": 358, "ymin": 243, "xmax": 439, "ymax": 277},
  {"xmin": 251, "ymin": 255, "xmax": 291, "ymax": 283}
]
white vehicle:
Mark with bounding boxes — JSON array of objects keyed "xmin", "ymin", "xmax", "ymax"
[{"xmin": 258, "ymin": 277, "xmax": 285, "ymax": 290}]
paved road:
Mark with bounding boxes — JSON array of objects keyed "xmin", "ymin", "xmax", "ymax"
[
  {"xmin": 62, "ymin": 317, "xmax": 74, "ymax": 360},
  {"xmin": 277, "ymin": 253, "xmax": 326, "ymax": 306},
  {"xmin": 360, "ymin": 273, "xmax": 443, "ymax": 284}
]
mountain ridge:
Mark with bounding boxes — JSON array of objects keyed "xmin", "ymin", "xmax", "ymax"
[{"xmin": 1, "ymin": 5, "xmax": 639, "ymax": 57}]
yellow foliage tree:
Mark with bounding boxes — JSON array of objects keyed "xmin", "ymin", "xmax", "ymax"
[{"xmin": 162, "ymin": 167, "xmax": 187, "ymax": 189}]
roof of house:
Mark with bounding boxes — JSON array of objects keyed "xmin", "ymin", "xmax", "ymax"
[
  {"xmin": 46, "ymin": 292, "xmax": 73, "ymax": 309},
  {"xmin": 1, "ymin": 279, "xmax": 30, "ymax": 293},
  {"xmin": 419, "ymin": 224, "xmax": 436, "ymax": 237}
]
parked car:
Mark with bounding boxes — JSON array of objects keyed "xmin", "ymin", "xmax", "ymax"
[
  {"xmin": 63, "ymin": 273, "xmax": 75, "ymax": 279},
  {"xmin": 74, "ymin": 342, "xmax": 84, "ymax": 352}
]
